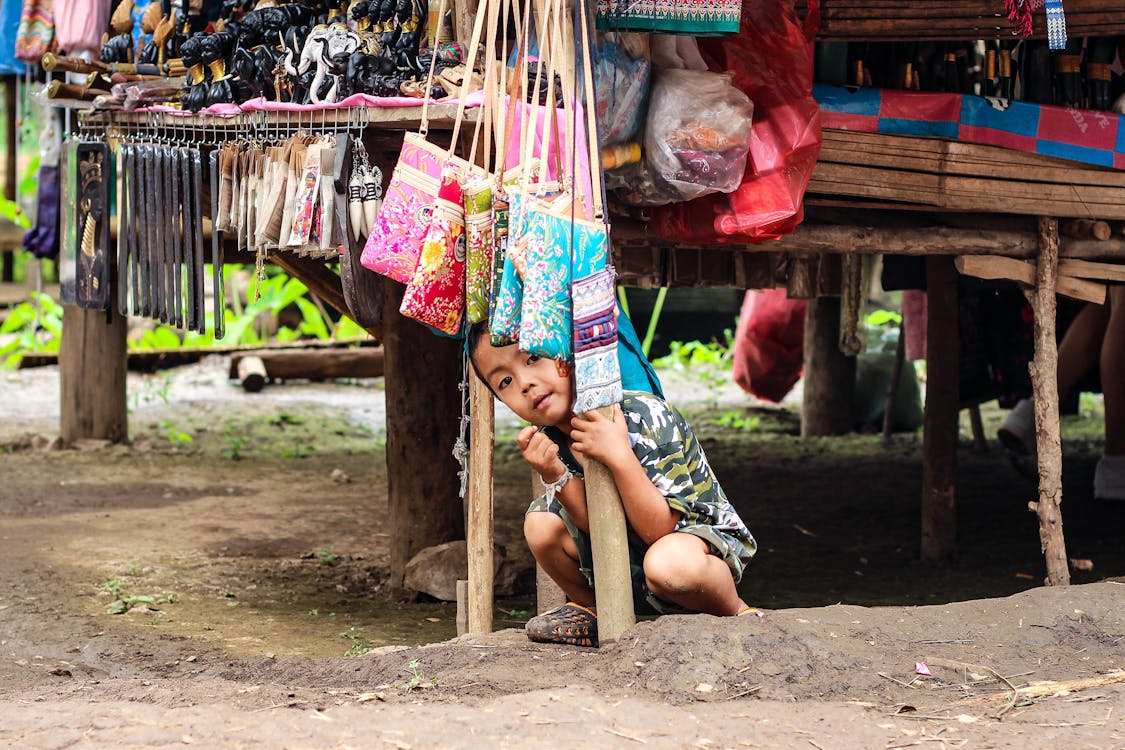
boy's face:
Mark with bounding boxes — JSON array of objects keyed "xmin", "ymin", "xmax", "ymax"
[{"xmin": 473, "ymin": 342, "xmax": 573, "ymax": 427}]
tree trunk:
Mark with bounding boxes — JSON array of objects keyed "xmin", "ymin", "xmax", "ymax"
[
  {"xmin": 801, "ymin": 296, "xmax": 856, "ymax": 436},
  {"xmin": 383, "ymin": 282, "xmax": 465, "ymax": 588}
]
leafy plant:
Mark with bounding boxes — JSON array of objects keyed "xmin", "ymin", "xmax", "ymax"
[
  {"xmin": 280, "ymin": 441, "xmax": 313, "ymax": 458},
  {"xmin": 0, "ymin": 292, "xmax": 63, "ymax": 369},
  {"xmin": 100, "ymin": 578, "xmax": 175, "ymax": 615},
  {"xmin": 159, "ymin": 420, "xmax": 194, "ymax": 444},
  {"xmin": 402, "ymin": 659, "xmax": 437, "ymax": 690},
  {"xmin": 652, "ymin": 331, "xmax": 736, "ymax": 391},
  {"xmin": 714, "ymin": 411, "xmax": 761, "ymax": 431},
  {"xmin": 340, "ymin": 627, "xmax": 374, "ymax": 656},
  {"xmin": 222, "ymin": 426, "xmax": 247, "ymax": 461},
  {"xmin": 315, "ymin": 545, "xmax": 338, "ymax": 566}
]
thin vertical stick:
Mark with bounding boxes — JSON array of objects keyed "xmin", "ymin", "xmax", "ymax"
[
  {"xmin": 467, "ymin": 368, "xmax": 496, "ymax": 633},
  {"xmin": 1027, "ymin": 216, "xmax": 1070, "ymax": 586},
  {"xmin": 882, "ymin": 319, "xmax": 906, "ymax": 441}
]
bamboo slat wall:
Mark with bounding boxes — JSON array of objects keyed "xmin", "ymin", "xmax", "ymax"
[
  {"xmin": 799, "ymin": 0, "xmax": 1125, "ymax": 41},
  {"xmin": 809, "ymin": 128, "xmax": 1125, "ymax": 220}
]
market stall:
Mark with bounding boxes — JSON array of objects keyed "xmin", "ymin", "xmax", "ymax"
[{"xmin": 9, "ymin": 0, "xmax": 1125, "ymax": 644}]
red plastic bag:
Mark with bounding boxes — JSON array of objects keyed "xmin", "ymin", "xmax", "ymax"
[
  {"xmin": 732, "ymin": 289, "xmax": 807, "ymax": 403},
  {"xmin": 650, "ymin": 0, "xmax": 822, "ymax": 243}
]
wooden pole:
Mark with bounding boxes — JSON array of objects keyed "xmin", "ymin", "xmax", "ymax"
[
  {"xmin": 59, "ymin": 306, "xmax": 128, "ymax": 443},
  {"xmin": 801, "ymin": 296, "xmax": 856, "ymax": 436},
  {"xmin": 1028, "ymin": 217, "xmax": 1070, "ymax": 586},
  {"xmin": 921, "ymin": 256, "xmax": 959, "ymax": 561},
  {"xmin": 839, "ymin": 254, "xmax": 863, "ymax": 355},
  {"xmin": 586, "ymin": 408, "xmax": 636, "ymax": 644},
  {"xmin": 466, "ymin": 369, "xmax": 495, "ymax": 634},
  {"xmin": 382, "ymin": 282, "xmax": 466, "ymax": 589},
  {"xmin": 882, "ymin": 320, "xmax": 907, "ymax": 441}
]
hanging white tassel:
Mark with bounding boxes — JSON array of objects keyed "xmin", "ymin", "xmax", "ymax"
[{"xmin": 348, "ymin": 164, "xmax": 367, "ymax": 244}]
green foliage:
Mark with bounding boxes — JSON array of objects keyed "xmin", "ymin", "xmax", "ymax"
[
  {"xmin": 0, "ymin": 197, "xmax": 30, "ymax": 229},
  {"xmin": 0, "ymin": 292, "xmax": 63, "ymax": 369},
  {"xmin": 1, "ymin": 266, "xmax": 370, "ymax": 367},
  {"xmin": 863, "ymin": 307, "xmax": 904, "ymax": 355},
  {"xmin": 402, "ymin": 659, "xmax": 437, "ymax": 690},
  {"xmin": 340, "ymin": 627, "xmax": 374, "ymax": 656},
  {"xmin": 714, "ymin": 410, "xmax": 761, "ymax": 431},
  {"xmin": 315, "ymin": 545, "xmax": 338, "ymax": 566},
  {"xmin": 159, "ymin": 420, "xmax": 193, "ymax": 444},
  {"xmin": 651, "ymin": 331, "xmax": 735, "ymax": 391},
  {"xmin": 100, "ymin": 578, "xmax": 176, "ymax": 614},
  {"xmin": 222, "ymin": 425, "xmax": 247, "ymax": 461}
]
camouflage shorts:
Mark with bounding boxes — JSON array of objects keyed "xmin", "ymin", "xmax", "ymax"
[{"xmin": 527, "ymin": 494, "xmax": 750, "ymax": 615}]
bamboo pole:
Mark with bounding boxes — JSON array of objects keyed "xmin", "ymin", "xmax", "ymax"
[
  {"xmin": 1026, "ymin": 217, "xmax": 1070, "ymax": 586},
  {"xmin": 466, "ymin": 369, "xmax": 495, "ymax": 633},
  {"xmin": 586, "ymin": 410, "xmax": 636, "ymax": 644}
]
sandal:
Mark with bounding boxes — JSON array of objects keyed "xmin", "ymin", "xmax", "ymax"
[{"xmin": 525, "ymin": 602, "xmax": 599, "ymax": 647}]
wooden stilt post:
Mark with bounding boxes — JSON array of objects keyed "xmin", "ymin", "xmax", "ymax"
[
  {"xmin": 59, "ymin": 306, "xmax": 128, "ymax": 444},
  {"xmin": 466, "ymin": 370, "xmax": 495, "ymax": 634},
  {"xmin": 585, "ymin": 408, "xmax": 636, "ymax": 644},
  {"xmin": 1028, "ymin": 217, "xmax": 1070, "ymax": 586},
  {"xmin": 382, "ymin": 283, "xmax": 465, "ymax": 589},
  {"xmin": 802, "ymin": 295, "xmax": 856, "ymax": 436},
  {"xmin": 921, "ymin": 255, "xmax": 959, "ymax": 560}
]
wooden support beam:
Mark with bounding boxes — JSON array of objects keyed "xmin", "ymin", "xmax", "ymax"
[
  {"xmin": 586, "ymin": 407, "xmax": 636, "ymax": 644},
  {"xmin": 802, "ymin": 296, "xmax": 855, "ymax": 436},
  {"xmin": 382, "ymin": 282, "xmax": 465, "ymax": 589},
  {"xmin": 59, "ymin": 306, "xmax": 128, "ymax": 444},
  {"xmin": 921, "ymin": 256, "xmax": 959, "ymax": 561},
  {"xmin": 770, "ymin": 224, "xmax": 1039, "ymax": 258},
  {"xmin": 466, "ymin": 369, "xmax": 495, "ymax": 635},
  {"xmin": 955, "ymin": 255, "xmax": 1107, "ymax": 305},
  {"xmin": 1027, "ymin": 217, "xmax": 1070, "ymax": 586}
]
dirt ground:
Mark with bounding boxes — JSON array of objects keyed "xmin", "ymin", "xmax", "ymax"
[{"xmin": 1, "ymin": 359, "xmax": 1123, "ymax": 749}]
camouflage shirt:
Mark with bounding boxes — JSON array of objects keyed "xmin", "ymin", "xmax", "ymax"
[{"xmin": 544, "ymin": 390, "xmax": 757, "ymax": 581}]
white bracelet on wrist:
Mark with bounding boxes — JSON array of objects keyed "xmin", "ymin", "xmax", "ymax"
[{"xmin": 539, "ymin": 467, "xmax": 573, "ymax": 501}]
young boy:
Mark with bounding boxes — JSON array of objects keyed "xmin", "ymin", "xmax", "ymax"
[{"xmin": 469, "ymin": 324, "xmax": 757, "ymax": 647}]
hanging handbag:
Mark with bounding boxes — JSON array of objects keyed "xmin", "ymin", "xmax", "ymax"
[
  {"xmin": 399, "ymin": 170, "xmax": 468, "ymax": 334},
  {"xmin": 569, "ymin": 0, "xmax": 621, "ymax": 413},
  {"xmin": 15, "ymin": 0, "xmax": 53, "ymax": 63},
  {"xmin": 361, "ymin": 0, "xmax": 487, "ymax": 284}
]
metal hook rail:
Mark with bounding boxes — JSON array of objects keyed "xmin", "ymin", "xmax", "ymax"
[{"xmin": 76, "ymin": 105, "xmax": 373, "ymax": 145}]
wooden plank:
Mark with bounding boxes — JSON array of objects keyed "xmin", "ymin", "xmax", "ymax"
[
  {"xmin": 466, "ymin": 368, "xmax": 495, "ymax": 635},
  {"xmin": 955, "ymin": 255, "xmax": 1035, "ymax": 285},
  {"xmin": 955, "ymin": 255, "xmax": 1105, "ymax": 303},
  {"xmin": 1028, "ymin": 217, "xmax": 1069, "ymax": 586},
  {"xmin": 1056, "ymin": 275, "xmax": 1106, "ymax": 305},
  {"xmin": 60, "ymin": 306, "xmax": 128, "ymax": 444},
  {"xmin": 921, "ymin": 255, "xmax": 958, "ymax": 561},
  {"xmin": 228, "ymin": 346, "xmax": 385, "ymax": 380},
  {"xmin": 1058, "ymin": 258, "xmax": 1125, "ymax": 282}
]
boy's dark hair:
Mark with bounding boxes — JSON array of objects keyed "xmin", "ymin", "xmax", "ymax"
[{"xmin": 467, "ymin": 321, "xmax": 497, "ymax": 396}]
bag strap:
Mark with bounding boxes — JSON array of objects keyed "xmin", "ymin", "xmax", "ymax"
[
  {"xmin": 448, "ymin": 0, "xmax": 493, "ymax": 156},
  {"xmin": 419, "ymin": 0, "xmax": 451, "ymax": 137},
  {"xmin": 577, "ymin": 0, "xmax": 604, "ymax": 222}
]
